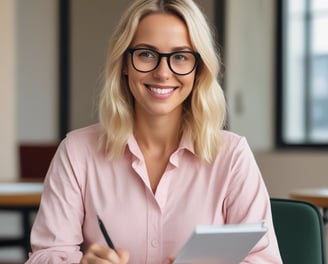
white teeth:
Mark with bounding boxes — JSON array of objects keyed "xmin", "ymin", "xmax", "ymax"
[{"xmin": 150, "ymin": 87, "xmax": 174, "ymax": 95}]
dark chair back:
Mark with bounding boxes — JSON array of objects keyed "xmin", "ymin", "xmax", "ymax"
[
  {"xmin": 270, "ymin": 198, "xmax": 326, "ymax": 264},
  {"xmin": 19, "ymin": 144, "xmax": 58, "ymax": 180}
]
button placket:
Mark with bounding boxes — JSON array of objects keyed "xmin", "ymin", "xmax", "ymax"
[{"xmin": 146, "ymin": 191, "xmax": 163, "ymax": 263}]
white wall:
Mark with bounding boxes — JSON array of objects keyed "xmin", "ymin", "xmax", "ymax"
[
  {"xmin": 225, "ymin": 0, "xmax": 275, "ymax": 150},
  {"xmin": 256, "ymin": 151, "xmax": 328, "ymax": 198},
  {"xmin": 16, "ymin": 0, "xmax": 59, "ymax": 143},
  {"xmin": 0, "ymin": 1, "xmax": 18, "ymax": 181}
]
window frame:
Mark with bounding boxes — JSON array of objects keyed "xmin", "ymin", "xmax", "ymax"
[{"xmin": 276, "ymin": 0, "xmax": 328, "ymax": 149}]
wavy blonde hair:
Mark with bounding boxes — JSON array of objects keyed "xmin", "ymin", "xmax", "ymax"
[{"xmin": 99, "ymin": 0, "xmax": 226, "ymax": 163}]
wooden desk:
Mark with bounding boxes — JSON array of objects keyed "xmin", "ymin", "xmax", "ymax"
[
  {"xmin": 0, "ymin": 182, "xmax": 43, "ymax": 206},
  {"xmin": 0, "ymin": 182, "xmax": 43, "ymax": 259},
  {"xmin": 290, "ymin": 188, "xmax": 328, "ymax": 223}
]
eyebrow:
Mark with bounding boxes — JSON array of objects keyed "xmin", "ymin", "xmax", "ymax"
[{"xmin": 132, "ymin": 43, "xmax": 193, "ymax": 52}]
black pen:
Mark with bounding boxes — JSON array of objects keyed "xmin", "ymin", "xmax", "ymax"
[{"xmin": 97, "ymin": 215, "xmax": 116, "ymax": 251}]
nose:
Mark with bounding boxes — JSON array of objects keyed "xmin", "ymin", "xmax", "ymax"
[{"xmin": 152, "ymin": 57, "xmax": 172, "ymax": 79}]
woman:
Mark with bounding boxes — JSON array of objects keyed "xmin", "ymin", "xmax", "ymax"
[{"xmin": 26, "ymin": 0, "xmax": 282, "ymax": 263}]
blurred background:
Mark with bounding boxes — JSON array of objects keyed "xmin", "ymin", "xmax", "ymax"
[{"xmin": 1, "ymin": 0, "xmax": 328, "ymax": 262}]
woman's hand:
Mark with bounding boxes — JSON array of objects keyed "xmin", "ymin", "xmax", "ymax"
[{"xmin": 80, "ymin": 243, "xmax": 129, "ymax": 264}]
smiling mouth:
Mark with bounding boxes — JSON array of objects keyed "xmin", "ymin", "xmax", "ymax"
[{"xmin": 146, "ymin": 85, "xmax": 176, "ymax": 95}]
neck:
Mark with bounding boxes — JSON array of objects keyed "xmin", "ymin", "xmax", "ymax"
[{"xmin": 134, "ymin": 114, "xmax": 182, "ymax": 153}]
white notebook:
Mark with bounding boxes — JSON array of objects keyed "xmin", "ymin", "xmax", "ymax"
[{"xmin": 173, "ymin": 221, "xmax": 267, "ymax": 264}]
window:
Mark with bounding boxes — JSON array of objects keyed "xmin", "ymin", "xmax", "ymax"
[{"xmin": 277, "ymin": 0, "xmax": 328, "ymax": 147}]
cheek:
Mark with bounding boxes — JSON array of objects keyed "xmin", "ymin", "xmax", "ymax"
[{"xmin": 126, "ymin": 72, "xmax": 146, "ymax": 98}]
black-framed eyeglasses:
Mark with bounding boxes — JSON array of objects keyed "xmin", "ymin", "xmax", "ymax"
[{"xmin": 128, "ymin": 48, "xmax": 200, "ymax": 75}]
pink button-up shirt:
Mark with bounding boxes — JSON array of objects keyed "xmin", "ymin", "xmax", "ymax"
[{"xmin": 26, "ymin": 124, "xmax": 282, "ymax": 264}]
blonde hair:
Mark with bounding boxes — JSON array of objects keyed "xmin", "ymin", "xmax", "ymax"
[{"xmin": 99, "ymin": 0, "xmax": 226, "ymax": 163}]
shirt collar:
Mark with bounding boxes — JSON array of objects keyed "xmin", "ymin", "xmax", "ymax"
[{"xmin": 126, "ymin": 133, "xmax": 196, "ymax": 161}]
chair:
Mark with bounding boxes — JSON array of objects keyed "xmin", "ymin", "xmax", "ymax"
[
  {"xmin": 270, "ymin": 198, "xmax": 326, "ymax": 264},
  {"xmin": 19, "ymin": 143, "xmax": 58, "ymax": 180}
]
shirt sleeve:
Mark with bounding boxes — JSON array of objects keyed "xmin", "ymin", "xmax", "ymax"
[
  {"xmin": 25, "ymin": 137, "xmax": 84, "ymax": 264},
  {"xmin": 224, "ymin": 137, "xmax": 282, "ymax": 263}
]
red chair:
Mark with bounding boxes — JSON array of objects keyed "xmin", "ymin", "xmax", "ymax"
[{"xmin": 19, "ymin": 144, "xmax": 58, "ymax": 180}]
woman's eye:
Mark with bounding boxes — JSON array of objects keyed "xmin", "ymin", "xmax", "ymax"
[
  {"xmin": 174, "ymin": 54, "xmax": 188, "ymax": 61},
  {"xmin": 139, "ymin": 51, "xmax": 155, "ymax": 58}
]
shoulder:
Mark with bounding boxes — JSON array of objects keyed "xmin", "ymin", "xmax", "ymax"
[
  {"xmin": 62, "ymin": 123, "xmax": 103, "ymax": 155},
  {"xmin": 216, "ymin": 130, "xmax": 253, "ymax": 160},
  {"xmin": 212, "ymin": 130, "xmax": 260, "ymax": 181},
  {"xmin": 219, "ymin": 130, "xmax": 247, "ymax": 148}
]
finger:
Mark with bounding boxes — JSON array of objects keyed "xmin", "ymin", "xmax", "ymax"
[
  {"xmin": 80, "ymin": 253, "xmax": 106, "ymax": 264},
  {"xmin": 94, "ymin": 245, "xmax": 121, "ymax": 263},
  {"xmin": 81, "ymin": 243, "xmax": 121, "ymax": 264},
  {"xmin": 116, "ymin": 248, "xmax": 130, "ymax": 263},
  {"xmin": 165, "ymin": 256, "xmax": 175, "ymax": 264}
]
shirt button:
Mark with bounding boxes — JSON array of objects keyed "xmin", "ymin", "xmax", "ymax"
[{"xmin": 151, "ymin": 239, "xmax": 159, "ymax": 248}]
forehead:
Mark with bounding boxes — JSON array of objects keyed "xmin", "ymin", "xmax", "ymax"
[{"xmin": 131, "ymin": 13, "xmax": 192, "ymax": 51}]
